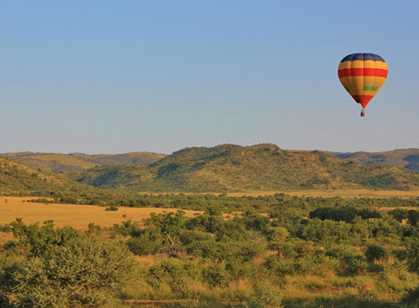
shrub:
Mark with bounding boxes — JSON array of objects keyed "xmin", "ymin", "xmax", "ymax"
[
  {"xmin": 365, "ymin": 245, "xmax": 387, "ymax": 262},
  {"xmin": 407, "ymin": 241, "xmax": 419, "ymax": 274},
  {"xmin": 105, "ymin": 205, "xmax": 119, "ymax": 211},
  {"xmin": 203, "ymin": 263, "xmax": 230, "ymax": 288},
  {"xmin": 309, "ymin": 207, "xmax": 357, "ymax": 223},
  {"xmin": 0, "ymin": 222, "xmax": 135, "ymax": 307},
  {"xmin": 403, "ymin": 287, "xmax": 419, "ymax": 306},
  {"xmin": 389, "ymin": 209, "xmax": 409, "ymax": 222},
  {"xmin": 247, "ymin": 284, "xmax": 283, "ymax": 308},
  {"xmin": 297, "ymin": 219, "xmax": 352, "ymax": 243},
  {"xmin": 368, "ymin": 263, "xmax": 384, "ymax": 273},
  {"xmin": 127, "ymin": 236, "xmax": 163, "ymax": 255},
  {"xmin": 146, "ymin": 259, "xmax": 189, "ymax": 295},
  {"xmin": 408, "ymin": 210, "xmax": 419, "ymax": 226},
  {"xmin": 343, "ymin": 255, "xmax": 368, "ymax": 276}
]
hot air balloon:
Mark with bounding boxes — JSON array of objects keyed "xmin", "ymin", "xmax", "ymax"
[{"xmin": 338, "ymin": 53, "xmax": 388, "ymax": 117}]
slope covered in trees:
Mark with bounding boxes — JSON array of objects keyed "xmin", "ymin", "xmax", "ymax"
[
  {"xmin": 76, "ymin": 144, "xmax": 419, "ymax": 192},
  {"xmin": 1, "ymin": 152, "xmax": 165, "ymax": 174},
  {"xmin": 335, "ymin": 149, "xmax": 419, "ymax": 172}
]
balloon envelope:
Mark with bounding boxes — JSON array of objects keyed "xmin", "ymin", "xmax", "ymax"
[{"xmin": 338, "ymin": 53, "xmax": 388, "ymax": 108}]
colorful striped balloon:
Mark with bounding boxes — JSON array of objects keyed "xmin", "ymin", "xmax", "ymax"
[{"xmin": 338, "ymin": 53, "xmax": 388, "ymax": 116}]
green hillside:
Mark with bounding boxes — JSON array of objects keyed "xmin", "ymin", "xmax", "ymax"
[
  {"xmin": 0, "ymin": 157, "xmax": 71, "ymax": 195},
  {"xmin": 76, "ymin": 144, "xmax": 419, "ymax": 192},
  {"xmin": 1, "ymin": 152, "xmax": 165, "ymax": 174},
  {"xmin": 335, "ymin": 149, "xmax": 419, "ymax": 172},
  {"xmin": 79, "ymin": 152, "xmax": 166, "ymax": 167}
]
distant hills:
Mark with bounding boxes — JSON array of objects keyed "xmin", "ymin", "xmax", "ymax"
[
  {"xmin": 0, "ymin": 157, "xmax": 73, "ymax": 195},
  {"xmin": 75, "ymin": 144, "xmax": 419, "ymax": 192},
  {"xmin": 2, "ymin": 145, "xmax": 419, "ymax": 193},
  {"xmin": 0, "ymin": 152, "xmax": 165, "ymax": 174},
  {"xmin": 334, "ymin": 149, "xmax": 419, "ymax": 172}
]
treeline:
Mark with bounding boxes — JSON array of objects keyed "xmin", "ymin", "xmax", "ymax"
[{"xmin": 41, "ymin": 189, "xmax": 419, "ymax": 212}]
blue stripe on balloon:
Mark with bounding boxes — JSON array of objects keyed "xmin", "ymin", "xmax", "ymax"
[{"xmin": 340, "ymin": 53, "xmax": 385, "ymax": 63}]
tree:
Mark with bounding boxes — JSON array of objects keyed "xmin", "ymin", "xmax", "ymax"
[{"xmin": 408, "ymin": 210, "xmax": 419, "ymax": 226}]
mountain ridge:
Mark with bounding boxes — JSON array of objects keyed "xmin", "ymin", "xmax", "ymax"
[
  {"xmin": 75, "ymin": 144, "xmax": 419, "ymax": 192},
  {"xmin": 333, "ymin": 148, "xmax": 419, "ymax": 172},
  {"xmin": 0, "ymin": 151, "xmax": 165, "ymax": 174},
  {"xmin": 2, "ymin": 144, "xmax": 419, "ymax": 194}
]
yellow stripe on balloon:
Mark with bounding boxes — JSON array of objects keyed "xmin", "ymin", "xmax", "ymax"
[
  {"xmin": 339, "ymin": 76, "xmax": 387, "ymax": 84},
  {"xmin": 338, "ymin": 60, "xmax": 388, "ymax": 70},
  {"xmin": 339, "ymin": 75, "xmax": 386, "ymax": 96}
]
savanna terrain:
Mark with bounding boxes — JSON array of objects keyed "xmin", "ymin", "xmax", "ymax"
[{"xmin": 1, "ymin": 144, "xmax": 419, "ymax": 307}]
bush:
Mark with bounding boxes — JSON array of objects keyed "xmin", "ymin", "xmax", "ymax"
[
  {"xmin": 0, "ymin": 222, "xmax": 135, "ymax": 307},
  {"xmin": 403, "ymin": 287, "xmax": 419, "ymax": 306},
  {"xmin": 309, "ymin": 207, "xmax": 357, "ymax": 223},
  {"xmin": 105, "ymin": 205, "xmax": 119, "ymax": 211},
  {"xmin": 368, "ymin": 263, "xmax": 384, "ymax": 273},
  {"xmin": 264, "ymin": 256, "xmax": 293, "ymax": 278},
  {"xmin": 297, "ymin": 219, "xmax": 352, "ymax": 243},
  {"xmin": 407, "ymin": 241, "xmax": 419, "ymax": 274},
  {"xmin": 127, "ymin": 236, "xmax": 163, "ymax": 255},
  {"xmin": 408, "ymin": 210, "xmax": 419, "ymax": 226},
  {"xmin": 146, "ymin": 259, "xmax": 189, "ymax": 295},
  {"xmin": 343, "ymin": 255, "xmax": 368, "ymax": 276},
  {"xmin": 247, "ymin": 284, "xmax": 283, "ymax": 308},
  {"xmin": 365, "ymin": 245, "xmax": 387, "ymax": 262},
  {"xmin": 203, "ymin": 263, "xmax": 230, "ymax": 288},
  {"xmin": 389, "ymin": 209, "xmax": 409, "ymax": 222}
]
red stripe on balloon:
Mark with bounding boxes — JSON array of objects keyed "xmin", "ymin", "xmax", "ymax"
[
  {"xmin": 352, "ymin": 95, "xmax": 374, "ymax": 108},
  {"xmin": 338, "ymin": 68, "xmax": 388, "ymax": 78}
]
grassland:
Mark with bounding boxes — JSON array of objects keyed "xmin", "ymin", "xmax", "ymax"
[
  {"xmin": 0, "ymin": 197, "xmax": 198, "ymax": 230},
  {"xmin": 1, "ymin": 192, "xmax": 418, "ymax": 307},
  {"xmin": 1, "ymin": 189, "xmax": 417, "ymax": 231}
]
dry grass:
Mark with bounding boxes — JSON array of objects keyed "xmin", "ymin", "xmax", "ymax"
[
  {"xmin": 134, "ymin": 254, "xmax": 166, "ymax": 267},
  {"xmin": 0, "ymin": 232, "xmax": 14, "ymax": 246},
  {"xmin": 282, "ymin": 273, "xmax": 401, "ymax": 303},
  {"xmin": 0, "ymin": 197, "xmax": 199, "ymax": 230}
]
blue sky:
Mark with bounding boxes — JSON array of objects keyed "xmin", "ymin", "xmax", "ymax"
[{"xmin": 1, "ymin": 1, "xmax": 418, "ymax": 154}]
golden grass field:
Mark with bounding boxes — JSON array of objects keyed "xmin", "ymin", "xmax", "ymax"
[
  {"xmin": 1, "ymin": 189, "xmax": 418, "ymax": 231},
  {"xmin": 0, "ymin": 197, "xmax": 199, "ymax": 230}
]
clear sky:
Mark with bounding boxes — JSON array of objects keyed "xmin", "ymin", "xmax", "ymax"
[{"xmin": 1, "ymin": 0, "xmax": 418, "ymax": 154}]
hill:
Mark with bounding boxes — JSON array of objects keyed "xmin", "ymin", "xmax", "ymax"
[
  {"xmin": 335, "ymin": 149, "xmax": 419, "ymax": 172},
  {"xmin": 1, "ymin": 152, "xmax": 165, "ymax": 174},
  {"xmin": 0, "ymin": 157, "xmax": 71, "ymax": 195},
  {"xmin": 80, "ymin": 152, "xmax": 166, "ymax": 167},
  {"xmin": 76, "ymin": 144, "xmax": 419, "ymax": 192}
]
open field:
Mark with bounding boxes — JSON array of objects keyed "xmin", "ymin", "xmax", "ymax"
[{"xmin": 0, "ymin": 197, "xmax": 199, "ymax": 230}]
